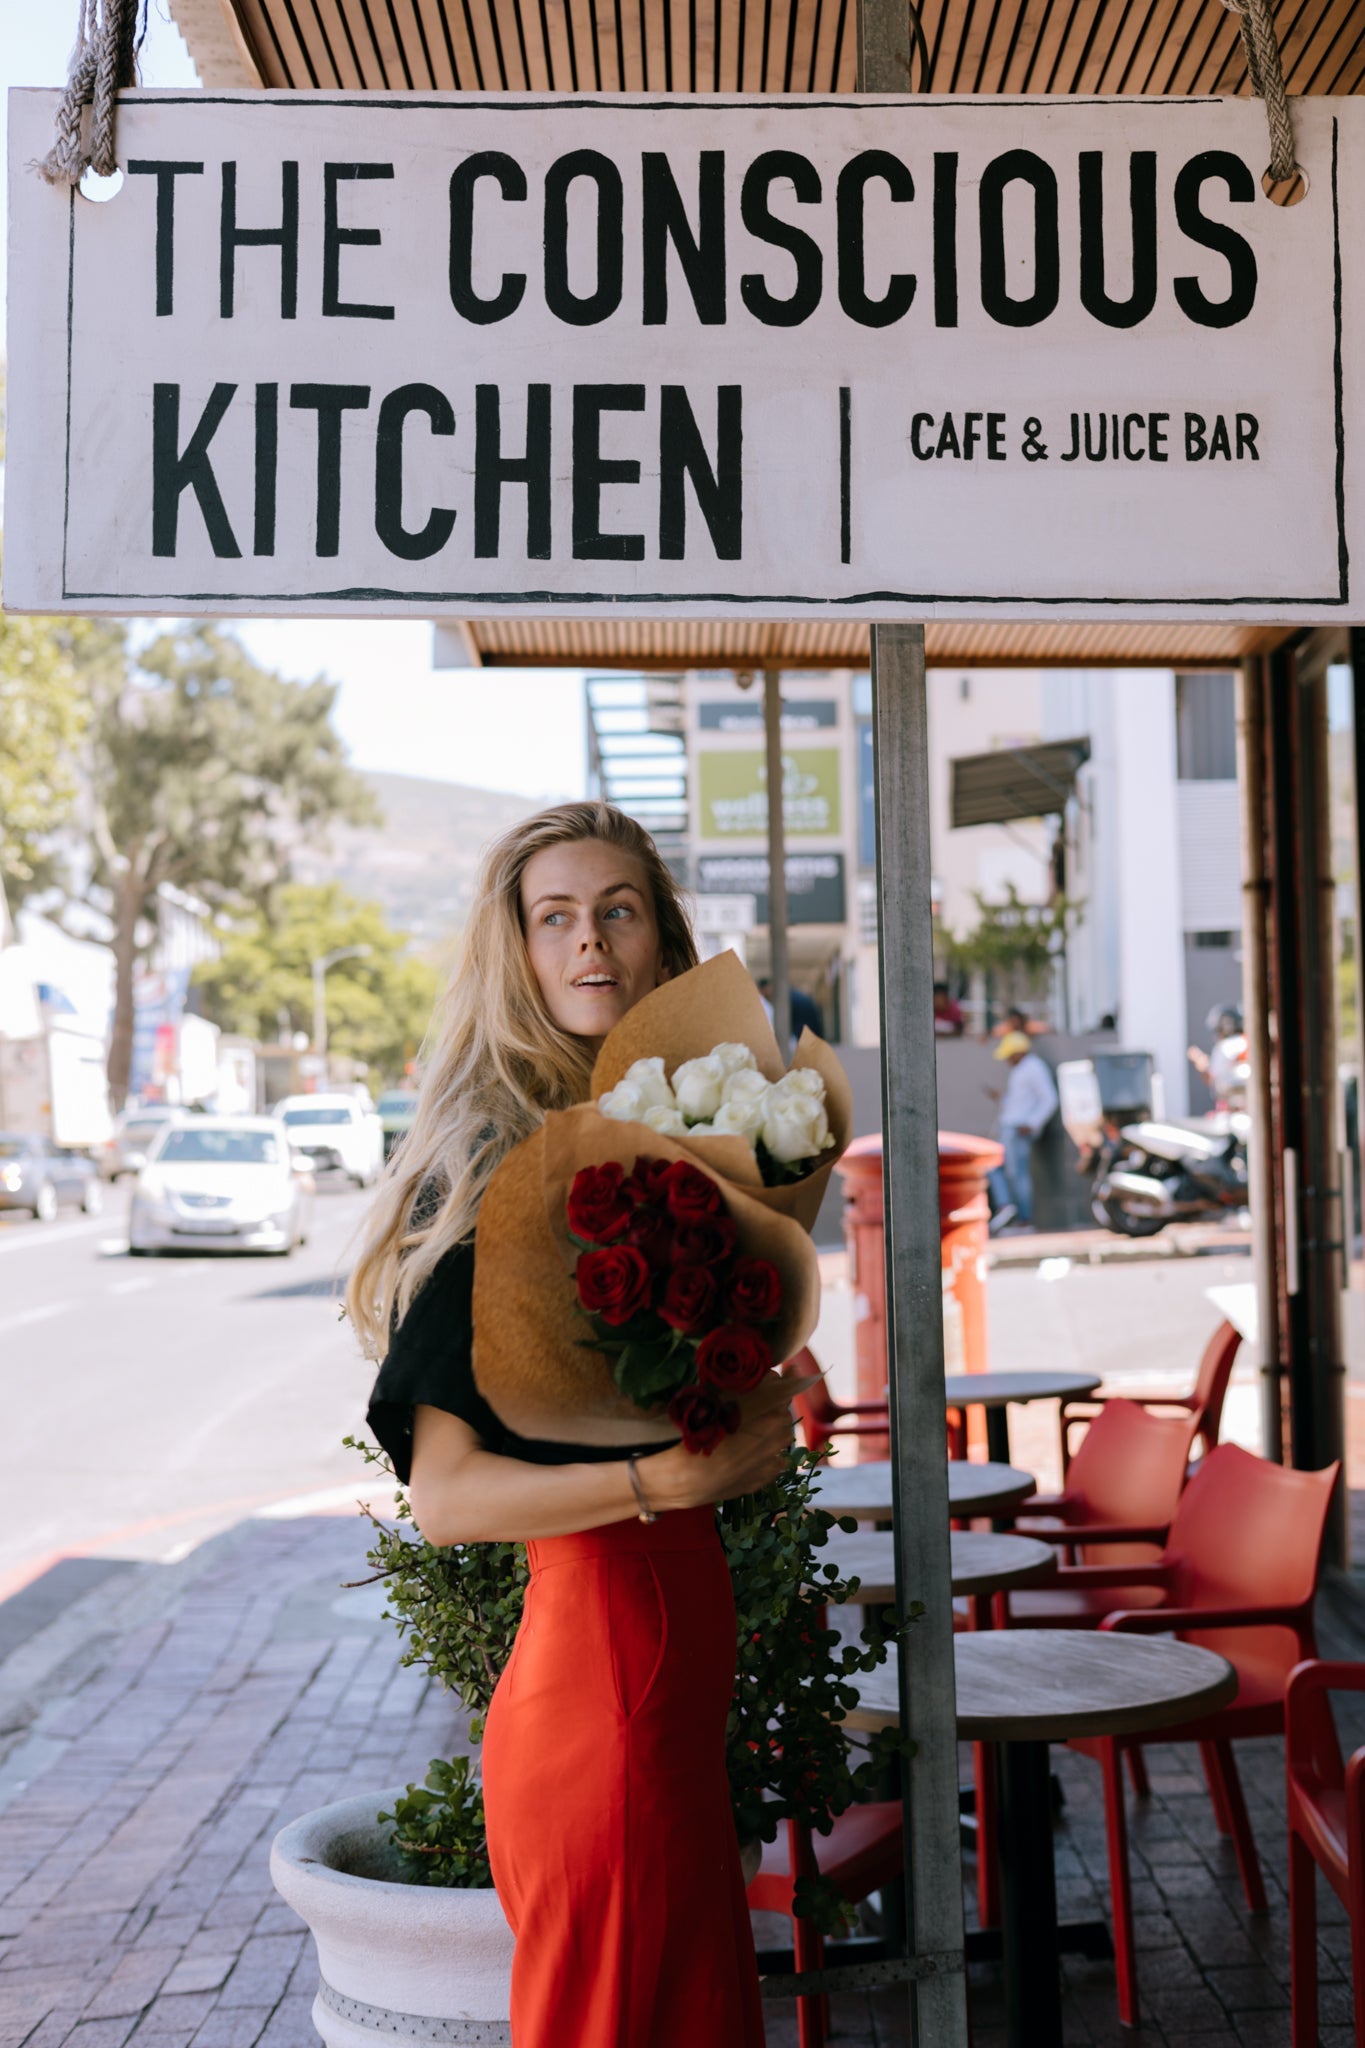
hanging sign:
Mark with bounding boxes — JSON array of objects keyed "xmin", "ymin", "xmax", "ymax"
[{"xmin": 5, "ymin": 89, "xmax": 1363, "ymax": 622}]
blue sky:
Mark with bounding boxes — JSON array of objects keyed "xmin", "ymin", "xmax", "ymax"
[{"xmin": 0, "ymin": 2, "xmax": 587, "ymax": 802}]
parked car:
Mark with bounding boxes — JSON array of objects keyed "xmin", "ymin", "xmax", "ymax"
[
  {"xmin": 101, "ymin": 1107, "xmax": 180, "ymax": 1181},
  {"xmin": 0, "ymin": 1134, "xmax": 103, "ymax": 1221},
  {"xmin": 128, "ymin": 1118, "xmax": 312, "ymax": 1255},
  {"xmin": 272, "ymin": 1093, "xmax": 385, "ymax": 1187},
  {"xmin": 377, "ymin": 1089, "xmax": 418, "ymax": 1160}
]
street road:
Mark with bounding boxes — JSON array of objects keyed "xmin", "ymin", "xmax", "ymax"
[{"xmin": 0, "ymin": 1181, "xmax": 382, "ymax": 1593}]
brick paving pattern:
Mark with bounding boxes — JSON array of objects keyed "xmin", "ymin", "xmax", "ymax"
[{"xmin": 1, "ymin": 1509, "xmax": 1361, "ymax": 2048}]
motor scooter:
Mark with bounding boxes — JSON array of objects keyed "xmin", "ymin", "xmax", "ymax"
[{"xmin": 1087, "ymin": 1116, "xmax": 1249, "ymax": 1236}]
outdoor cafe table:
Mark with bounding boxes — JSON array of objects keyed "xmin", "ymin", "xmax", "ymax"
[
  {"xmin": 813, "ymin": 1460, "xmax": 1036, "ymax": 1523},
  {"xmin": 843, "ymin": 1631, "xmax": 1238, "ymax": 2047},
  {"xmin": 817, "ymin": 1528, "xmax": 1058, "ymax": 1605},
  {"xmin": 943, "ymin": 1370, "xmax": 1103, "ymax": 1465}
]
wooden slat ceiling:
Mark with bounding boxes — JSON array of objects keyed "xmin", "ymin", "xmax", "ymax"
[
  {"xmin": 211, "ymin": 0, "xmax": 1365, "ymax": 97},
  {"xmin": 182, "ymin": 0, "xmax": 1357, "ymax": 665}
]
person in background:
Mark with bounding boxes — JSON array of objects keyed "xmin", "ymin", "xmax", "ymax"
[
  {"xmin": 990, "ymin": 1004, "xmax": 1047, "ymax": 1040},
  {"xmin": 758, "ymin": 976, "xmax": 825, "ymax": 1041},
  {"xmin": 933, "ymin": 982, "xmax": 965, "ymax": 1037},
  {"xmin": 987, "ymin": 1031, "xmax": 1059, "ymax": 1234}
]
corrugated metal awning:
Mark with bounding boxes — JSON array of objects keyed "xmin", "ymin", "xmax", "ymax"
[
  {"xmin": 950, "ymin": 735, "xmax": 1092, "ymax": 824},
  {"xmin": 175, "ymin": 0, "xmax": 1365, "ymax": 97},
  {"xmin": 455, "ymin": 617, "xmax": 1292, "ymax": 668}
]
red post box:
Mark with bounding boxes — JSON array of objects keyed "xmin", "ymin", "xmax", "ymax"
[{"xmin": 837, "ymin": 1132, "xmax": 1004, "ymax": 1459}]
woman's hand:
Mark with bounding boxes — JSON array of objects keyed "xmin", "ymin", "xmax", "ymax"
[{"xmin": 647, "ymin": 1368, "xmax": 805, "ymax": 1510}]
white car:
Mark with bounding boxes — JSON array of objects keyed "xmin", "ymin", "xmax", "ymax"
[
  {"xmin": 129, "ymin": 1118, "xmax": 313, "ymax": 1255},
  {"xmin": 273, "ymin": 1093, "xmax": 385, "ymax": 1187}
]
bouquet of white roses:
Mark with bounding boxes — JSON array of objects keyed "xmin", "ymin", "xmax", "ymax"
[{"xmin": 598, "ymin": 1044, "xmax": 833, "ymax": 1184}]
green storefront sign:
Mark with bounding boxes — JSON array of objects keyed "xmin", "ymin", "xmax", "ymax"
[{"xmin": 698, "ymin": 749, "xmax": 842, "ymax": 839}]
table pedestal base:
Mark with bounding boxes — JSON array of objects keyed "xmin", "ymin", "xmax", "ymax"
[{"xmin": 998, "ymin": 1739, "xmax": 1064, "ymax": 2046}]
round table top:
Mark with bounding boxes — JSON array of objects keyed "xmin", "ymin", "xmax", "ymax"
[
  {"xmin": 816, "ymin": 1528, "xmax": 1058, "ymax": 1603},
  {"xmin": 943, "ymin": 1370, "xmax": 1103, "ymax": 1409},
  {"xmin": 842, "ymin": 1630, "xmax": 1238, "ymax": 1742},
  {"xmin": 813, "ymin": 1459, "xmax": 1037, "ymax": 1521}
]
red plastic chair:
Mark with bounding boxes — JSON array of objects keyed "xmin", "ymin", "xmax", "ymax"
[
  {"xmin": 789, "ymin": 1346, "xmax": 890, "ymax": 1456},
  {"xmin": 999, "ymin": 1398, "xmax": 1200, "ymax": 1626},
  {"xmin": 1285, "ymin": 1659, "xmax": 1365, "ymax": 2047},
  {"xmin": 747, "ymin": 1804, "xmax": 903, "ymax": 2048},
  {"xmin": 1059, "ymin": 1318, "xmax": 1242, "ymax": 1471},
  {"xmin": 1049, "ymin": 1446, "xmax": 1338, "ymax": 2027}
]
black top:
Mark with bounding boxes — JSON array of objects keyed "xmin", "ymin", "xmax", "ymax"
[{"xmin": 366, "ymin": 1239, "xmax": 673, "ymax": 1484}]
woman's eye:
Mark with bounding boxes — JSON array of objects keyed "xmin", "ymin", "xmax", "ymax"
[
  {"xmin": 544, "ymin": 911, "xmax": 569, "ymax": 927},
  {"xmin": 604, "ymin": 904, "xmax": 631, "ymax": 920}
]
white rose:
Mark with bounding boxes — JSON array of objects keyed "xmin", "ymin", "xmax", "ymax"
[
  {"xmin": 683, "ymin": 1121, "xmax": 716, "ymax": 1137},
  {"xmin": 761, "ymin": 1083, "xmax": 832, "ymax": 1165},
  {"xmin": 711, "ymin": 1042, "xmax": 759, "ymax": 1078},
  {"xmin": 781, "ymin": 1068, "xmax": 827, "ymax": 1103},
  {"xmin": 599, "ymin": 1080, "xmax": 648, "ymax": 1122},
  {"xmin": 641, "ymin": 1103, "xmax": 688, "ymax": 1136},
  {"xmin": 711, "ymin": 1095, "xmax": 766, "ymax": 1141},
  {"xmin": 620, "ymin": 1057, "xmax": 676, "ymax": 1112},
  {"xmin": 721, "ymin": 1067, "xmax": 771, "ymax": 1110},
  {"xmin": 672, "ymin": 1054, "xmax": 726, "ymax": 1125}
]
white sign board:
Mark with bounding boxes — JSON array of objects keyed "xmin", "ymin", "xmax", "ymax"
[
  {"xmin": 693, "ymin": 893, "xmax": 759, "ymax": 933},
  {"xmin": 6, "ymin": 88, "xmax": 1363, "ymax": 622}
]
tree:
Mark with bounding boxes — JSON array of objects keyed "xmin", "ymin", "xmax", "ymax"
[
  {"xmin": 0, "ymin": 604, "xmax": 102, "ymax": 908},
  {"xmin": 70, "ymin": 624, "xmax": 379, "ymax": 1105},
  {"xmin": 942, "ymin": 883, "xmax": 1082, "ymax": 986},
  {"xmin": 192, "ymin": 883, "xmax": 441, "ymax": 1089}
]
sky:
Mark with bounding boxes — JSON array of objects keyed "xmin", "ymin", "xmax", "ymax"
[{"xmin": 0, "ymin": 0, "xmax": 588, "ymax": 804}]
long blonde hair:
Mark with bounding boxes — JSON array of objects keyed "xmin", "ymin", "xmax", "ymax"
[{"xmin": 345, "ymin": 801, "xmax": 699, "ymax": 1359}]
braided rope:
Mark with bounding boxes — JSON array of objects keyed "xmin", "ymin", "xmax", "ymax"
[
  {"xmin": 1219, "ymin": 0, "xmax": 1297, "ymax": 184},
  {"xmin": 37, "ymin": 0, "xmax": 145, "ymax": 187}
]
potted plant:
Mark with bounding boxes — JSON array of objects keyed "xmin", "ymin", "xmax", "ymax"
[{"xmin": 271, "ymin": 1441, "xmax": 909, "ymax": 2047}]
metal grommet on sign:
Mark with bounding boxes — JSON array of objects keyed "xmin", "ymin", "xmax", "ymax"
[
  {"xmin": 77, "ymin": 165, "xmax": 124, "ymax": 203},
  {"xmin": 1261, "ymin": 165, "xmax": 1309, "ymax": 208}
]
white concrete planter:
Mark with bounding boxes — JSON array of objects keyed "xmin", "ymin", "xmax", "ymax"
[{"xmin": 270, "ymin": 1791, "xmax": 515, "ymax": 2048}]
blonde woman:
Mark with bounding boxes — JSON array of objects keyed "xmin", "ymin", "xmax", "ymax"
[{"xmin": 350, "ymin": 802, "xmax": 792, "ymax": 2048}]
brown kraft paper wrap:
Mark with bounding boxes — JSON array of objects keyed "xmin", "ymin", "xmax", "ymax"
[{"xmin": 471, "ymin": 951, "xmax": 852, "ymax": 1445}]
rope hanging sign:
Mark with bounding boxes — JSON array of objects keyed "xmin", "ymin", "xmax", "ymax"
[{"xmin": 5, "ymin": 86, "xmax": 1359, "ymax": 626}]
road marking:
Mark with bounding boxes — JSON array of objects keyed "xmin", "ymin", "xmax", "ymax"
[
  {"xmin": 108, "ymin": 1275, "xmax": 153, "ymax": 1295},
  {"xmin": 255, "ymin": 1480, "xmax": 400, "ymax": 1519},
  {"xmin": 0, "ymin": 1302, "xmax": 69, "ymax": 1336}
]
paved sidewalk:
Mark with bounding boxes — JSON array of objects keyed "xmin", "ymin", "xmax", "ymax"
[{"xmin": 1, "ymin": 1507, "xmax": 1361, "ymax": 2048}]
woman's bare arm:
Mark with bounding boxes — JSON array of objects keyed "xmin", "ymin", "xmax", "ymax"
[{"xmin": 408, "ymin": 1373, "xmax": 801, "ymax": 1545}]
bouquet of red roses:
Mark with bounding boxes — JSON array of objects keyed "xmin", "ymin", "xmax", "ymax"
[
  {"xmin": 470, "ymin": 951, "xmax": 846, "ymax": 1450},
  {"xmin": 568, "ymin": 1156, "xmax": 784, "ymax": 1454}
]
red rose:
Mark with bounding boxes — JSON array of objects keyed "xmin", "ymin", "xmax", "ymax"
[
  {"xmin": 567, "ymin": 1163, "xmax": 635, "ymax": 1243},
  {"xmin": 695, "ymin": 1325, "xmax": 772, "ymax": 1394},
  {"xmin": 625, "ymin": 1157, "xmax": 674, "ymax": 1203},
  {"xmin": 667, "ymin": 1383, "xmax": 741, "ymax": 1455},
  {"xmin": 670, "ymin": 1216, "xmax": 738, "ymax": 1268},
  {"xmin": 576, "ymin": 1245, "xmax": 652, "ymax": 1327},
  {"xmin": 624, "ymin": 1202, "xmax": 674, "ymax": 1272},
  {"xmin": 662, "ymin": 1161, "xmax": 725, "ymax": 1223},
  {"xmin": 727, "ymin": 1257, "xmax": 782, "ymax": 1326},
  {"xmin": 659, "ymin": 1264, "xmax": 720, "ymax": 1335}
]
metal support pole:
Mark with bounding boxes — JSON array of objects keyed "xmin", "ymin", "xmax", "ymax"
[
  {"xmin": 763, "ymin": 669, "xmax": 791, "ymax": 1052},
  {"xmin": 1296, "ymin": 661, "xmax": 1348, "ymax": 1563},
  {"xmin": 1235, "ymin": 660, "xmax": 1283, "ymax": 1462},
  {"xmin": 871, "ymin": 624, "xmax": 970, "ymax": 2042}
]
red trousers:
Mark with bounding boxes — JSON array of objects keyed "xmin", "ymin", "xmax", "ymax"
[{"xmin": 482, "ymin": 1505, "xmax": 766, "ymax": 2048}]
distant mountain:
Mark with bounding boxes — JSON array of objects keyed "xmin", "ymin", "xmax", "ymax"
[{"xmin": 292, "ymin": 772, "xmax": 552, "ymax": 950}]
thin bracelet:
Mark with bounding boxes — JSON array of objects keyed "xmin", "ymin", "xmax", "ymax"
[{"xmin": 626, "ymin": 1454, "xmax": 659, "ymax": 1524}]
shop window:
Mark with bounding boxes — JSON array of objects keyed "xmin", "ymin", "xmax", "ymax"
[{"xmin": 1175, "ymin": 672, "xmax": 1237, "ymax": 781}]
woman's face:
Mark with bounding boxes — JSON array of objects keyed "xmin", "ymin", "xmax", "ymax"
[{"xmin": 520, "ymin": 838, "xmax": 671, "ymax": 1046}]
